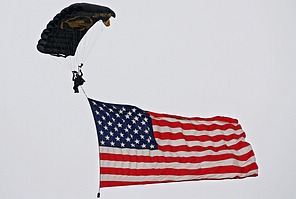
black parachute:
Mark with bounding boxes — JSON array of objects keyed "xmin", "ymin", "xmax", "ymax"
[{"xmin": 37, "ymin": 3, "xmax": 116, "ymax": 58}]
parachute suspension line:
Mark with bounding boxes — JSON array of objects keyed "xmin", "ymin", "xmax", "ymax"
[
  {"xmin": 75, "ymin": 29, "xmax": 84, "ymax": 69},
  {"xmin": 78, "ymin": 28, "xmax": 88, "ymax": 66},
  {"xmin": 80, "ymin": 28, "xmax": 89, "ymax": 63},
  {"xmin": 61, "ymin": 29, "xmax": 84, "ymax": 73},
  {"xmin": 71, "ymin": 27, "xmax": 90, "ymax": 71},
  {"xmin": 84, "ymin": 24, "xmax": 105, "ymax": 62},
  {"xmin": 79, "ymin": 25, "xmax": 93, "ymax": 63},
  {"xmin": 59, "ymin": 22, "xmax": 105, "ymax": 71},
  {"xmin": 50, "ymin": 56, "xmax": 72, "ymax": 72},
  {"xmin": 64, "ymin": 31, "xmax": 72, "ymax": 68},
  {"xmin": 49, "ymin": 28, "xmax": 74, "ymax": 71},
  {"xmin": 76, "ymin": 23, "xmax": 104, "ymax": 65},
  {"xmin": 70, "ymin": 29, "xmax": 78, "ymax": 71}
]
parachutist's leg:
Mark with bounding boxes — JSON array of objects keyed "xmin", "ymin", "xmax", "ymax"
[{"xmin": 73, "ymin": 85, "xmax": 79, "ymax": 93}]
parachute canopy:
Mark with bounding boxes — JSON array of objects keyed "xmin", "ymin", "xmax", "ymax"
[{"xmin": 37, "ymin": 3, "xmax": 116, "ymax": 58}]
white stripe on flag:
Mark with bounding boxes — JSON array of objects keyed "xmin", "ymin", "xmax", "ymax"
[
  {"xmin": 153, "ymin": 126, "xmax": 244, "ymax": 137},
  {"xmin": 99, "ymin": 145, "xmax": 253, "ymax": 157},
  {"xmin": 155, "ymin": 137, "xmax": 246, "ymax": 147},
  {"xmin": 100, "ymin": 156, "xmax": 256, "ymax": 170},
  {"xmin": 150, "ymin": 116, "xmax": 239, "ymax": 125},
  {"xmin": 100, "ymin": 170, "xmax": 258, "ymax": 182}
]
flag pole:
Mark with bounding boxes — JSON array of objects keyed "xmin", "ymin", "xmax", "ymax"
[
  {"xmin": 97, "ymin": 141, "xmax": 101, "ymax": 198},
  {"xmin": 97, "ymin": 139, "xmax": 101, "ymax": 198}
]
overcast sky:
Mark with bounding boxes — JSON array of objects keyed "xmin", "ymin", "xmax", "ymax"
[{"xmin": 1, "ymin": 0, "xmax": 296, "ymax": 198}]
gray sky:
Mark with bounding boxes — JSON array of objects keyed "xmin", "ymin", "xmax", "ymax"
[{"xmin": 1, "ymin": 0, "xmax": 296, "ymax": 198}]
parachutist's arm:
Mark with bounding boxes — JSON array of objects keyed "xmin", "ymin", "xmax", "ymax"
[
  {"xmin": 77, "ymin": 67, "xmax": 83, "ymax": 76},
  {"xmin": 72, "ymin": 71, "xmax": 76, "ymax": 81}
]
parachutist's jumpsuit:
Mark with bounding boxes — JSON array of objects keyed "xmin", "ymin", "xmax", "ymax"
[{"xmin": 72, "ymin": 69, "xmax": 85, "ymax": 93}]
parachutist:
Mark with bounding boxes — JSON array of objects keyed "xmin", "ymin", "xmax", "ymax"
[{"xmin": 72, "ymin": 66, "xmax": 85, "ymax": 93}]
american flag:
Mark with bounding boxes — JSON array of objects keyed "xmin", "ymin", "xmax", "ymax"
[{"xmin": 88, "ymin": 98, "xmax": 258, "ymax": 188}]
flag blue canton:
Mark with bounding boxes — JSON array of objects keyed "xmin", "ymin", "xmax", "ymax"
[{"xmin": 88, "ymin": 99, "xmax": 158, "ymax": 150}]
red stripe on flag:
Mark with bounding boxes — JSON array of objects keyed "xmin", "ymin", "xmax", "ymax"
[
  {"xmin": 100, "ymin": 162, "xmax": 258, "ymax": 176},
  {"xmin": 100, "ymin": 149, "xmax": 255, "ymax": 163},
  {"xmin": 100, "ymin": 173, "xmax": 258, "ymax": 188},
  {"xmin": 148, "ymin": 112, "xmax": 239, "ymax": 123},
  {"xmin": 153, "ymin": 131, "xmax": 246, "ymax": 141},
  {"xmin": 158, "ymin": 140, "xmax": 250, "ymax": 152},
  {"xmin": 152, "ymin": 120, "xmax": 242, "ymax": 131}
]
